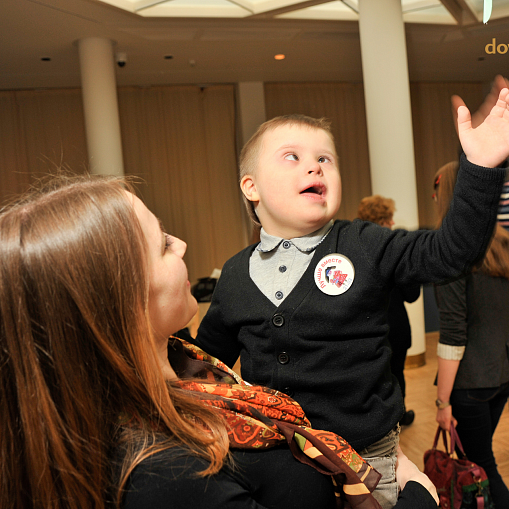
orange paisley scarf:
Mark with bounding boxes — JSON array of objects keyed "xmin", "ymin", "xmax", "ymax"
[{"xmin": 168, "ymin": 337, "xmax": 382, "ymax": 509}]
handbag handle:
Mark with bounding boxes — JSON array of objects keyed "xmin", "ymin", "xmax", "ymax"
[
  {"xmin": 449, "ymin": 423, "xmax": 467, "ymax": 458},
  {"xmin": 432, "ymin": 425, "xmax": 449, "ymax": 452},
  {"xmin": 432, "ymin": 424, "xmax": 466, "ymax": 458}
]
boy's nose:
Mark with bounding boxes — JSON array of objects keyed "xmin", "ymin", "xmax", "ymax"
[{"xmin": 307, "ymin": 161, "xmax": 323, "ymax": 175}]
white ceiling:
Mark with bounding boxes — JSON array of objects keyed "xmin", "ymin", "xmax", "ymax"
[{"xmin": 1, "ymin": 0, "xmax": 509, "ymax": 90}]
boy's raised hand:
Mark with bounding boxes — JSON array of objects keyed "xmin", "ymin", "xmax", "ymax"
[
  {"xmin": 452, "ymin": 75, "xmax": 509, "ymax": 131},
  {"xmin": 457, "ymin": 87, "xmax": 509, "ymax": 168}
]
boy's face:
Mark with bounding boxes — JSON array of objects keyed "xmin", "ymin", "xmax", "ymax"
[{"xmin": 241, "ymin": 124, "xmax": 341, "ymax": 239}]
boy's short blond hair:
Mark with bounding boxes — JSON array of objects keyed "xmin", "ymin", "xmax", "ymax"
[{"xmin": 239, "ymin": 114, "xmax": 335, "ymax": 226}]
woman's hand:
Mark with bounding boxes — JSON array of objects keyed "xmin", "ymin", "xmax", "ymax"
[
  {"xmin": 457, "ymin": 87, "xmax": 509, "ymax": 168},
  {"xmin": 436, "ymin": 405, "xmax": 457, "ymax": 431},
  {"xmin": 396, "ymin": 445, "xmax": 439, "ymax": 505}
]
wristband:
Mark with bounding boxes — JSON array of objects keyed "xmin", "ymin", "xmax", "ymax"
[{"xmin": 435, "ymin": 399, "xmax": 451, "ymax": 410}]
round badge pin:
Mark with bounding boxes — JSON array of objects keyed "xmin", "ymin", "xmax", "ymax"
[{"xmin": 314, "ymin": 253, "xmax": 355, "ymax": 296}]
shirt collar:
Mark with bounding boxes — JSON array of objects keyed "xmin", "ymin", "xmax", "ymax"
[{"xmin": 257, "ymin": 220, "xmax": 334, "ymax": 253}]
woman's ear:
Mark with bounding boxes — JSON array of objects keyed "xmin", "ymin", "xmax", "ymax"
[{"xmin": 240, "ymin": 175, "xmax": 259, "ymax": 203}]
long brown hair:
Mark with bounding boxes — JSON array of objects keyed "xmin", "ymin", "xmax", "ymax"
[
  {"xmin": 0, "ymin": 175, "xmax": 228, "ymax": 509},
  {"xmin": 434, "ymin": 161, "xmax": 509, "ymax": 279}
]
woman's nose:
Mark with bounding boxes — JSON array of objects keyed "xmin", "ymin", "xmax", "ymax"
[{"xmin": 174, "ymin": 237, "xmax": 187, "ymax": 258}]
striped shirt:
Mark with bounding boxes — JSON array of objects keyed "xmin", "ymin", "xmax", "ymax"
[{"xmin": 498, "ymin": 178, "xmax": 509, "ymax": 231}]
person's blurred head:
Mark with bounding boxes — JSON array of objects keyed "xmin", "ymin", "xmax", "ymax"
[
  {"xmin": 0, "ymin": 175, "xmax": 226, "ymax": 509},
  {"xmin": 433, "ymin": 161, "xmax": 509, "ymax": 279},
  {"xmin": 357, "ymin": 195, "xmax": 396, "ymax": 229},
  {"xmin": 432, "ymin": 161, "xmax": 459, "ymax": 227}
]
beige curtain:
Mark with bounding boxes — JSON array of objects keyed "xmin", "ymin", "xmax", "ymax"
[
  {"xmin": 0, "ymin": 82, "xmax": 485, "ymax": 278},
  {"xmin": 118, "ymin": 85, "xmax": 246, "ymax": 283},
  {"xmin": 410, "ymin": 82, "xmax": 484, "ymax": 228},
  {"xmin": 265, "ymin": 82, "xmax": 372, "ymax": 221},
  {"xmin": 0, "ymin": 89, "xmax": 88, "ymax": 206},
  {"xmin": 0, "ymin": 85, "xmax": 245, "ymax": 283}
]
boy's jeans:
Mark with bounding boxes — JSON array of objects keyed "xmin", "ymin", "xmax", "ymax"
[{"xmin": 358, "ymin": 425, "xmax": 400, "ymax": 509}]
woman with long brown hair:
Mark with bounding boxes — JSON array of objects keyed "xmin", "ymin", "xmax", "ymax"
[
  {"xmin": 0, "ymin": 175, "xmax": 438, "ymax": 509},
  {"xmin": 433, "ymin": 161, "xmax": 509, "ymax": 507}
]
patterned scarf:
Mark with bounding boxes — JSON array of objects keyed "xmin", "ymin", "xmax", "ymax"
[{"xmin": 169, "ymin": 337, "xmax": 382, "ymax": 509}]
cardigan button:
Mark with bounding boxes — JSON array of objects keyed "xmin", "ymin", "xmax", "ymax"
[
  {"xmin": 277, "ymin": 352, "xmax": 290, "ymax": 364},
  {"xmin": 272, "ymin": 314, "xmax": 284, "ymax": 327}
]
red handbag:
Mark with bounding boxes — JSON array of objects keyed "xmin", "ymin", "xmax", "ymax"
[{"xmin": 423, "ymin": 425, "xmax": 494, "ymax": 509}]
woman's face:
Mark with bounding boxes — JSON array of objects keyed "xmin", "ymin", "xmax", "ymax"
[{"xmin": 129, "ymin": 193, "xmax": 198, "ymax": 341}]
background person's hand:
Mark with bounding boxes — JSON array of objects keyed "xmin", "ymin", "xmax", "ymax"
[
  {"xmin": 436, "ymin": 405, "xmax": 457, "ymax": 431},
  {"xmin": 452, "ymin": 75, "xmax": 509, "ymax": 132},
  {"xmin": 457, "ymin": 87, "xmax": 509, "ymax": 168}
]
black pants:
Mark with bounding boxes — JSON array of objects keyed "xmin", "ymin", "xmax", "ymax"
[
  {"xmin": 451, "ymin": 382, "xmax": 509, "ymax": 508},
  {"xmin": 390, "ymin": 346, "xmax": 407, "ymax": 403}
]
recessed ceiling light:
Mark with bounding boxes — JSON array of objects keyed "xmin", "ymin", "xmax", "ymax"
[
  {"xmin": 41, "ymin": 57, "xmax": 51, "ymax": 61},
  {"xmin": 274, "ymin": 54, "xmax": 285, "ymax": 60}
]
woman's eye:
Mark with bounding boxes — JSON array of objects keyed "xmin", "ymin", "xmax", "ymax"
[
  {"xmin": 284, "ymin": 154, "xmax": 299, "ymax": 161},
  {"xmin": 164, "ymin": 233, "xmax": 173, "ymax": 251},
  {"xmin": 318, "ymin": 156, "xmax": 330, "ymax": 163}
]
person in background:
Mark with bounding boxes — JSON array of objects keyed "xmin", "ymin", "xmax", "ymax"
[
  {"xmin": 357, "ymin": 195, "xmax": 420, "ymax": 427},
  {"xmin": 0, "ymin": 175, "xmax": 439, "ymax": 509},
  {"xmin": 497, "ymin": 177, "xmax": 509, "ymax": 230},
  {"xmin": 433, "ymin": 161, "xmax": 509, "ymax": 508}
]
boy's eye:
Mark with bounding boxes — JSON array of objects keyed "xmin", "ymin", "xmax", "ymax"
[
  {"xmin": 284, "ymin": 154, "xmax": 299, "ymax": 161},
  {"xmin": 318, "ymin": 156, "xmax": 330, "ymax": 163}
]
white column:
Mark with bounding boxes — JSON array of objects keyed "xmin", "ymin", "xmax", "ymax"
[
  {"xmin": 236, "ymin": 82, "xmax": 267, "ymax": 146},
  {"xmin": 358, "ymin": 0, "xmax": 425, "ymax": 362},
  {"xmin": 236, "ymin": 82, "xmax": 267, "ymax": 243},
  {"xmin": 78, "ymin": 37, "xmax": 124, "ymax": 176}
]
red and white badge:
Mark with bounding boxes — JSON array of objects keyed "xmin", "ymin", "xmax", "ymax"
[{"xmin": 314, "ymin": 253, "xmax": 355, "ymax": 296}]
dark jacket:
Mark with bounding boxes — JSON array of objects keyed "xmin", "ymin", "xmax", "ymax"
[
  {"xmin": 122, "ymin": 446, "xmax": 438, "ymax": 509},
  {"xmin": 435, "ymin": 272, "xmax": 509, "ymax": 389},
  {"xmin": 195, "ymin": 156, "xmax": 505, "ymax": 451}
]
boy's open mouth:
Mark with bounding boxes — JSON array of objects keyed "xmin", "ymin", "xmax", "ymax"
[{"xmin": 300, "ymin": 184, "xmax": 325, "ymax": 196}]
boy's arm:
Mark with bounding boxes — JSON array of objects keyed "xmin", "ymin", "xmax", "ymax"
[
  {"xmin": 367, "ymin": 155, "xmax": 505, "ymax": 287},
  {"xmin": 364, "ymin": 89, "xmax": 509, "ymax": 287},
  {"xmin": 193, "ymin": 272, "xmax": 242, "ymax": 368}
]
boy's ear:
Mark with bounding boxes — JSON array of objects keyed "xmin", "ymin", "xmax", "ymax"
[{"xmin": 240, "ymin": 175, "xmax": 260, "ymax": 203}]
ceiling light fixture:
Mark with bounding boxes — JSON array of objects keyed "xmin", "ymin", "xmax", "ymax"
[{"xmin": 274, "ymin": 54, "xmax": 285, "ymax": 60}]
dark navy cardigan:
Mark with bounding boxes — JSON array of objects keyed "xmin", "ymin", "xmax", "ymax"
[{"xmin": 195, "ymin": 156, "xmax": 506, "ymax": 451}]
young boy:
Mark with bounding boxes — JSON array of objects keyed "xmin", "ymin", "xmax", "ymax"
[{"xmin": 194, "ymin": 91, "xmax": 509, "ymax": 508}]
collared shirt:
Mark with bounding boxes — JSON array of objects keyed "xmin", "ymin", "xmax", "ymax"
[{"xmin": 249, "ymin": 221, "xmax": 333, "ymax": 306}]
